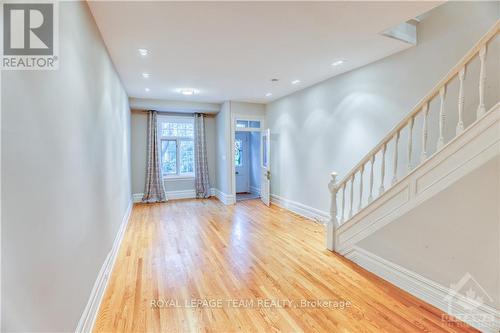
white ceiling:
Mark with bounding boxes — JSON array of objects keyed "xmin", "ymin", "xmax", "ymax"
[{"xmin": 88, "ymin": 1, "xmax": 440, "ymax": 104}]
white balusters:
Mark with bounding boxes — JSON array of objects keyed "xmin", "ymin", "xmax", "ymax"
[
  {"xmin": 477, "ymin": 46, "xmax": 487, "ymax": 118},
  {"xmin": 437, "ymin": 87, "xmax": 446, "ymax": 150},
  {"xmin": 407, "ymin": 117, "xmax": 414, "ymax": 171},
  {"xmin": 348, "ymin": 174, "xmax": 355, "ymax": 219},
  {"xmin": 358, "ymin": 165, "xmax": 364, "ymax": 212},
  {"xmin": 379, "ymin": 144, "xmax": 386, "ymax": 195},
  {"xmin": 421, "ymin": 102, "xmax": 429, "ymax": 162},
  {"xmin": 456, "ymin": 67, "xmax": 465, "ymax": 135},
  {"xmin": 368, "ymin": 155, "xmax": 375, "ymax": 203},
  {"xmin": 327, "ymin": 24, "xmax": 498, "ymax": 241},
  {"xmin": 392, "ymin": 131, "xmax": 400, "ymax": 185},
  {"xmin": 327, "ymin": 172, "xmax": 339, "ymax": 251},
  {"xmin": 340, "ymin": 182, "xmax": 346, "ymax": 223}
]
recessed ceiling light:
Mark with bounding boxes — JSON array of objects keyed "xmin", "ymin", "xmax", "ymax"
[
  {"xmin": 145, "ymin": 88, "xmax": 150, "ymax": 92},
  {"xmin": 142, "ymin": 72, "xmax": 151, "ymax": 78},
  {"xmin": 180, "ymin": 89, "xmax": 195, "ymax": 96},
  {"xmin": 265, "ymin": 93, "xmax": 272, "ymax": 97},
  {"xmin": 138, "ymin": 48, "xmax": 149, "ymax": 56},
  {"xmin": 291, "ymin": 79, "xmax": 301, "ymax": 85},
  {"xmin": 332, "ymin": 60, "xmax": 345, "ymax": 66}
]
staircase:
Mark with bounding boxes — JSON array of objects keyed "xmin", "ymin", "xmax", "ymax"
[
  {"xmin": 325, "ymin": 21, "xmax": 499, "ymax": 331},
  {"xmin": 326, "ymin": 21, "xmax": 499, "ymax": 252}
]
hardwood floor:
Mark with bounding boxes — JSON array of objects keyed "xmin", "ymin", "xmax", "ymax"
[{"xmin": 94, "ymin": 198, "xmax": 476, "ymax": 333}]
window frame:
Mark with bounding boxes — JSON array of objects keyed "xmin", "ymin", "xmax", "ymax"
[{"xmin": 157, "ymin": 115, "xmax": 195, "ymax": 179}]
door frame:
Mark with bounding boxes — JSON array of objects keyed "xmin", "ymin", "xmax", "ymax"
[{"xmin": 230, "ymin": 114, "xmax": 265, "ymax": 202}]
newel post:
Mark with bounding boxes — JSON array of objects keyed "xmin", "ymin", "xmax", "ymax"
[{"xmin": 327, "ymin": 172, "xmax": 339, "ymax": 251}]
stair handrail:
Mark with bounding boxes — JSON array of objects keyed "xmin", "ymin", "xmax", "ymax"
[
  {"xmin": 339, "ymin": 20, "xmax": 499, "ymax": 189},
  {"xmin": 326, "ymin": 20, "xmax": 499, "ymax": 251}
]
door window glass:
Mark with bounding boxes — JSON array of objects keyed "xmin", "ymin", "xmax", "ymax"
[
  {"xmin": 235, "ymin": 139, "xmax": 243, "ymax": 166},
  {"xmin": 262, "ymin": 135, "xmax": 267, "ymax": 167}
]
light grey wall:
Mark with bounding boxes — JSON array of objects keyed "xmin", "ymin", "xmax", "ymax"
[
  {"xmin": 131, "ymin": 110, "xmax": 216, "ymax": 194},
  {"xmin": 1, "ymin": 2, "xmax": 131, "ymax": 332},
  {"xmin": 358, "ymin": 156, "xmax": 500, "ymax": 308},
  {"xmin": 215, "ymin": 101, "xmax": 232, "ymax": 194},
  {"xmin": 130, "ymin": 97, "xmax": 220, "ymax": 114},
  {"xmin": 250, "ymin": 131, "xmax": 261, "ymax": 191},
  {"xmin": 131, "ymin": 110, "xmax": 148, "ymax": 193},
  {"xmin": 231, "ymin": 101, "xmax": 266, "ymax": 117},
  {"xmin": 205, "ymin": 115, "xmax": 217, "ymax": 190},
  {"xmin": 265, "ymin": 1, "xmax": 499, "ymax": 214}
]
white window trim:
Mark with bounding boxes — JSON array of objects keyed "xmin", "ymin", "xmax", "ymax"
[{"xmin": 157, "ymin": 115, "xmax": 195, "ymax": 179}]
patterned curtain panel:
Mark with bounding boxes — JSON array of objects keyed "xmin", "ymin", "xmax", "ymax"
[
  {"xmin": 194, "ymin": 113, "xmax": 211, "ymax": 198},
  {"xmin": 142, "ymin": 110, "xmax": 167, "ymax": 203}
]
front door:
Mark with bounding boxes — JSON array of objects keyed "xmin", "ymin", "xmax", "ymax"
[
  {"xmin": 235, "ymin": 132, "xmax": 249, "ymax": 193},
  {"xmin": 260, "ymin": 129, "xmax": 271, "ymax": 206}
]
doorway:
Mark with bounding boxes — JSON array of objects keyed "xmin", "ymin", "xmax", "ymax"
[
  {"xmin": 235, "ymin": 131, "xmax": 261, "ymax": 201},
  {"xmin": 231, "ymin": 116, "xmax": 269, "ymax": 206}
]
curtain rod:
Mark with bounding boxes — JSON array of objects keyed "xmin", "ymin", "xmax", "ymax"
[{"xmin": 139, "ymin": 110, "xmax": 210, "ymax": 116}]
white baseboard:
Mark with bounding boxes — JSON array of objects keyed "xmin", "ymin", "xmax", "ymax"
[
  {"xmin": 345, "ymin": 246, "xmax": 500, "ymax": 333},
  {"xmin": 270, "ymin": 194, "xmax": 329, "ymax": 223},
  {"xmin": 249, "ymin": 186, "xmax": 260, "ymax": 195},
  {"xmin": 76, "ymin": 200, "xmax": 132, "ymax": 333},
  {"xmin": 212, "ymin": 188, "xmax": 235, "ymax": 205},
  {"xmin": 132, "ymin": 193, "xmax": 143, "ymax": 203},
  {"xmin": 133, "ymin": 190, "xmax": 200, "ymax": 203}
]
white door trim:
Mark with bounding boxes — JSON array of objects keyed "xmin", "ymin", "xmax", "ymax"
[{"xmin": 230, "ymin": 113, "xmax": 265, "ymax": 201}]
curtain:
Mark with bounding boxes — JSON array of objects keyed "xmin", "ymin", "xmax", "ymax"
[
  {"xmin": 194, "ymin": 113, "xmax": 211, "ymax": 198},
  {"xmin": 142, "ymin": 110, "xmax": 167, "ymax": 203}
]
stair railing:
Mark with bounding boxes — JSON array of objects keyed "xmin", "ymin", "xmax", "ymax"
[{"xmin": 326, "ymin": 21, "xmax": 499, "ymax": 251}]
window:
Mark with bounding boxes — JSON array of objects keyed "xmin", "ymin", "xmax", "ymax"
[
  {"xmin": 235, "ymin": 139, "xmax": 243, "ymax": 166},
  {"xmin": 236, "ymin": 120, "xmax": 248, "ymax": 128},
  {"xmin": 236, "ymin": 120, "xmax": 261, "ymax": 129},
  {"xmin": 249, "ymin": 121, "xmax": 261, "ymax": 128},
  {"xmin": 262, "ymin": 135, "xmax": 268, "ymax": 168},
  {"xmin": 161, "ymin": 140, "xmax": 177, "ymax": 175},
  {"xmin": 158, "ymin": 117, "xmax": 194, "ymax": 178}
]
